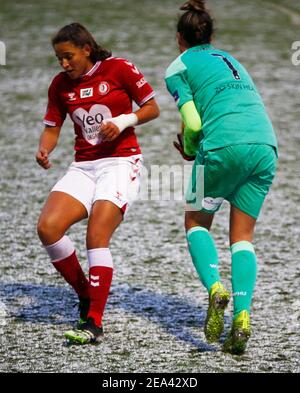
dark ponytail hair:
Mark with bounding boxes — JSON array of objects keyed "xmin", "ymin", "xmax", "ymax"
[
  {"xmin": 177, "ymin": 0, "xmax": 214, "ymax": 47},
  {"xmin": 52, "ymin": 22, "xmax": 111, "ymax": 63}
]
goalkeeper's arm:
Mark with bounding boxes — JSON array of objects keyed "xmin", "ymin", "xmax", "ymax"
[{"xmin": 179, "ymin": 100, "xmax": 202, "ymax": 156}]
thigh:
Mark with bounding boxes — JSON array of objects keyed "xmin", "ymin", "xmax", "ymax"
[
  {"xmin": 86, "ymin": 200, "xmax": 123, "ymax": 248},
  {"xmin": 38, "ymin": 191, "xmax": 88, "ymax": 244}
]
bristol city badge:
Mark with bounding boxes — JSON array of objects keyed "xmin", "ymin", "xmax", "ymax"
[{"xmin": 99, "ymin": 81, "xmax": 110, "ymax": 95}]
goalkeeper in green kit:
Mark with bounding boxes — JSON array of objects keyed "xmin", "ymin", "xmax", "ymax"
[{"xmin": 165, "ymin": 0, "xmax": 278, "ymax": 355}]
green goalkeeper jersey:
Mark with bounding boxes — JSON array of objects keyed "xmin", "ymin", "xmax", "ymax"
[{"xmin": 165, "ymin": 44, "xmax": 278, "ymax": 153}]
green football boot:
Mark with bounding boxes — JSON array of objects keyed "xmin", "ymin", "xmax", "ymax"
[
  {"xmin": 65, "ymin": 317, "xmax": 103, "ymax": 345},
  {"xmin": 204, "ymin": 282, "xmax": 230, "ymax": 343},
  {"xmin": 223, "ymin": 310, "xmax": 251, "ymax": 355}
]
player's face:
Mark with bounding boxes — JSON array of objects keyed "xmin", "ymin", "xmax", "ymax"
[{"xmin": 54, "ymin": 41, "xmax": 94, "ymax": 79}]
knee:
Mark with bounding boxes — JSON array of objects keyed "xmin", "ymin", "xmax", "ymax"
[
  {"xmin": 37, "ymin": 216, "xmax": 64, "ymax": 245},
  {"xmin": 185, "ymin": 210, "xmax": 213, "ymax": 232},
  {"xmin": 185, "ymin": 213, "xmax": 194, "ymax": 232}
]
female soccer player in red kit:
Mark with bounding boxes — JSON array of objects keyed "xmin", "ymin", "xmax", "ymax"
[{"xmin": 36, "ymin": 23, "xmax": 159, "ymax": 344}]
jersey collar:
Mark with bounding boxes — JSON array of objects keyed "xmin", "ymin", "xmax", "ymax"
[
  {"xmin": 190, "ymin": 44, "xmax": 213, "ymax": 51},
  {"xmin": 81, "ymin": 61, "xmax": 101, "ymax": 79}
]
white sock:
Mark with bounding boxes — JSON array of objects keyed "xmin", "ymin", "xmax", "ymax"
[
  {"xmin": 44, "ymin": 235, "xmax": 74, "ymax": 262},
  {"xmin": 87, "ymin": 248, "xmax": 113, "ymax": 268}
]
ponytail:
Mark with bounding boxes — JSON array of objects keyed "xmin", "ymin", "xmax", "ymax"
[
  {"xmin": 177, "ymin": 0, "xmax": 214, "ymax": 47},
  {"xmin": 180, "ymin": 0, "xmax": 206, "ymax": 12}
]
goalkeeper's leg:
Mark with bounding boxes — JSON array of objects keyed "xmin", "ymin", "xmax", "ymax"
[{"xmin": 185, "ymin": 210, "xmax": 230, "ymax": 342}]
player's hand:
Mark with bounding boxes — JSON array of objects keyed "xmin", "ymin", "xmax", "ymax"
[
  {"xmin": 173, "ymin": 133, "xmax": 196, "ymax": 161},
  {"xmin": 100, "ymin": 121, "xmax": 121, "ymax": 142},
  {"xmin": 35, "ymin": 148, "xmax": 52, "ymax": 169}
]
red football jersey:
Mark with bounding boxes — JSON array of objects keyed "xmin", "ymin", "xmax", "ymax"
[{"xmin": 43, "ymin": 57, "xmax": 155, "ymax": 161}]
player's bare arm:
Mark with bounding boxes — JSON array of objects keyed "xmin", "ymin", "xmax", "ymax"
[{"xmin": 36, "ymin": 126, "xmax": 61, "ymax": 169}]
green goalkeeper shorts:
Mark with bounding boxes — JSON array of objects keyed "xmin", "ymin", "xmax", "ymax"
[{"xmin": 185, "ymin": 143, "xmax": 277, "ymax": 219}]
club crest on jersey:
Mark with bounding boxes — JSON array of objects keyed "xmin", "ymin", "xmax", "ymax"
[
  {"xmin": 99, "ymin": 81, "xmax": 110, "ymax": 95},
  {"xmin": 80, "ymin": 87, "xmax": 93, "ymax": 98}
]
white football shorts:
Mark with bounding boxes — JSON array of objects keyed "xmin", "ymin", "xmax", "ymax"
[{"xmin": 51, "ymin": 154, "xmax": 143, "ymax": 216}]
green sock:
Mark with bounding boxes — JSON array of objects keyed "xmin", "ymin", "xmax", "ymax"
[
  {"xmin": 231, "ymin": 241, "xmax": 257, "ymax": 318},
  {"xmin": 186, "ymin": 226, "xmax": 220, "ymax": 292}
]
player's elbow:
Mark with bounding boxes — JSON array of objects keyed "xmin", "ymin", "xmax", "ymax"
[
  {"xmin": 151, "ymin": 100, "xmax": 160, "ymax": 119},
  {"xmin": 143, "ymin": 98, "xmax": 160, "ymax": 121}
]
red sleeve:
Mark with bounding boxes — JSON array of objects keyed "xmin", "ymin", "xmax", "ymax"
[
  {"xmin": 119, "ymin": 59, "xmax": 155, "ymax": 107},
  {"xmin": 43, "ymin": 74, "xmax": 67, "ymax": 127}
]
